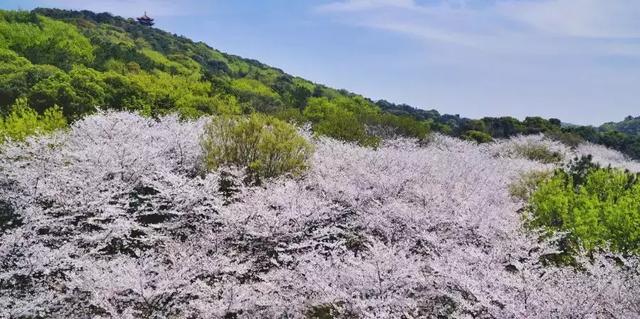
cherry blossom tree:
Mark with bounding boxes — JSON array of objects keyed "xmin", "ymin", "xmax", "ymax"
[{"xmin": 1, "ymin": 112, "xmax": 638, "ymax": 318}]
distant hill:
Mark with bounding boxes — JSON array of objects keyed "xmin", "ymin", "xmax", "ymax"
[{"xmin": 601, "ymin": 116, "xmax": 640, "ymax": 136}]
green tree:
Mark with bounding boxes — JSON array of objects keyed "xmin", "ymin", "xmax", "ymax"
[
  {"xmin": 528, "ymin": 158, "xmax": 640, "ymax": 254},
  {"xmin": 0, "ymin": 11, "xmax": 94, "ymax": 70},
  {"xmin": 0, "ymin": 97, "xmax": 66, "ymax": 141},
  {"xmin": 201, "ymin": 114, "xmax": 313, "ymax": 181},
  {"xmin": 303, "ymin": 97, "xmax": 375, "ymax": 146},
  {"xmin": 462, "ymin": 130, "xmax": 493, "ymax": 143},
  {"xmin": 481, "ymin": 117, "xmax": 524, "ymax": 138},
  {"xmin": 230, "ymin": 78, "xmax": 282, "ymax": 113}
]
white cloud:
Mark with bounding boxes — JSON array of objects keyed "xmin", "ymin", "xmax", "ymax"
[
  {"xmin": 318, "ymin": 0, "xmax": 499, "ymax": 46},
  {"xmin": 316, "ymin": 0, "xmax": 640, "ymax": 56},
  {"xmin": 498, "ymin": 0, "xmax": 640, "ymax": 39},
  {"xmin": 317, "ymin": 0, "xmax": 416, "ymax": 12},
  {"xmin": 314, "ymin": 0, "xmax": 640, "ymax": 124}
]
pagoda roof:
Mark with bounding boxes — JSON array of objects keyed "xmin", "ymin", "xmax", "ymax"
[
  {"xmin": 136, "ymin": 11, "xmax": 154, "ymax": 26},
  {"xmin": 137, "ymin": 12, "xmax": 153, "ymax": 21}
]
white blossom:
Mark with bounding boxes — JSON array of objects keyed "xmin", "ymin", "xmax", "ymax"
[{"xmin": 1, "ymin": 112, "xmax": 638, "ymax": 318}]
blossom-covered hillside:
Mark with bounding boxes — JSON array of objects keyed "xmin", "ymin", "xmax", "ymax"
[{"xmin": 1, "ymin": 112, "xmax": 639, "ymax": 318}]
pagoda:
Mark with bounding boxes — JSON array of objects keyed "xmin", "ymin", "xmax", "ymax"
[{"xmin": 136, "ymin": 12, "xmax": 154, "ymax": 26}]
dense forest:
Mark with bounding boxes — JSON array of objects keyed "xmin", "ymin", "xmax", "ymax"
[
  {"xmin": 1, "ymin": 8, "xmax": 639, "ymax": 156},
  {"xmin": 0, "ymin": 8, "xmax": 428, "ymax": 146},
  {"xmin": 378, "ymin": 99, "xmax": 640, "ymax": 159},
  {"xmin": 1, "ymin": 8, "xmax": 640, "ymax": 318}
]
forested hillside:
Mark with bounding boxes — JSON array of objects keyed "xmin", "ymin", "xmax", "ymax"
[
  {"xmin": 2, "ymin": 8, "xmax": 638, "ymax": 158},
  {"xmin": 602, "ymin": 116, "xmax": 640, "ymax": 135},
  {"xmin": 378, "ymin": 98, "xmax": 640, "ymax": 159},
  {"xmin": 0, "ymin": 8, "xmax": 430, "ymax": 146}
]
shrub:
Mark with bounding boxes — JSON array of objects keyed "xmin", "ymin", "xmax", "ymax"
[
  {"xmin": 303, "ymin": 97, "xmax": 378, "ymax": 147},
  {"xmin": 513, "ymin": 143, "xmax": 563, "ymax": 163},
  {"xmin": 273, "ymin": 107, "xmax": 306, "ymax": 126},
  {"xmin": 367, "ymin": 113, "xmax": 430, "ymax": 140},
  {"xmin": 545, "ymin": 130, "xmax": 584, "ymax": 148},
  {"xmin": 201, "ymin": 113, "xmax": 313, "ymax": 181},
  {"xmin": 527, "ymin": 156, "xmax": 640, "ymax": 254},
  {"xmin": 462, "ymin": 130, "xmax": 493, "ymax": 143},
  {"xmin": 0, "ymin": 97, "xmax": 67, "ymax": 141}
]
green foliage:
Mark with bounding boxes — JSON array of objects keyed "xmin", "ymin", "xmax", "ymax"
[
  {"xmin": 68, "ymin": 65, "xmax": 106, "ymax": 110},
  {"xmin": 0, "ymin": 8, "xmax": 434, "ymax": 146},
  {"xmin": 373, "ymin": 100, "xmax": 640, "ymax": 161},
  {"xmin": 175, "ymin": 93, "xmax": 242, "ymax": 119},
  {"xmin": 0, "ymin": 9, "xmax": 518, "ymax": 149},
  {"xmin": 231, "ymin": 78, "xmax": 279, "ymax": 98},
  {"xmin": 140, "ymin": 48, "xmax": 200, "ymax": 76},
  {"xmin": 482, "ymin": 117, "xmax": 524, "ymax": 138},
  {"xmin": 273, "ymin": 107, "xmax": 307, "ymax": 126},
  {"xmin": 375, "ymin": 113, "xmax": 430, "ymax": 140},
  {"xmin": 564, "ymin": 125, "xmax": 640, "ymax": 160},
  {"xmin": 462, "ymin": 119, "xmax": 487, "ymax": 133},
  {"xmin": 230, "ymin": 78, "xmax": 282, "ymax": 113},
  {"xmin": 513, "ymin": 143, "xmax": 563, "ymax": 164},
  {"xmin": 0, "ymin": 11, "xmax": 94, "ymax": 70},
  {"xmin": 601, "ymin": 115, "xmax": 640, "ymax": 136},
  {"xmin": 40, "ymin": 104, "xmax": 68, "ymax": 131},
  {"xmin": 431, "ymin": 122, "xmax": 453, "ymax": 135},
  {"xmin": 545, "ymin": 130, "xmax": 584, "ymax": 148},
  {"xmin": 300, "ymin": 95, "xmax": 430, "ymax": 145},
  {"xmin": 522, "ymin": 116, "xmax": 560, "ymax": 134},
  {"xmin": 462, "ymin": 130, "xmax": 493, "ymax": 143},
  {"xmin": 527, "ymin": 156, "xmax": 640, "ymax": 254},
  {"xmin": 303, "ymin": 97, "xmax": 375, "ymax": 146},
  {"xmin": 0, "ymin": 97, "xmax": 66, "ymax": 141},
  {"xmin": 201, "ymin": 114, "xmax": 313, "ymax": 181}
]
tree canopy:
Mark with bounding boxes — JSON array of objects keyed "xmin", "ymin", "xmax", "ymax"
[{"xmin": 0, "ymin": 9, "xmax": 431, "ymax": 146}]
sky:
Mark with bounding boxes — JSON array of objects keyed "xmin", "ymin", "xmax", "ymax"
[{"xmin": 2, "ymin": 0, "xmax": 640, "ymax": 125}]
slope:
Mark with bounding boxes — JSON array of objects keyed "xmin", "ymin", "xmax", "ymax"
[
  {"xmin": 0, "ymin": 8, "xmax": 638, "ymax": 158},
  {"xmin": 0, "ymin": 8, "xmax": 428, "ymax": 145}
]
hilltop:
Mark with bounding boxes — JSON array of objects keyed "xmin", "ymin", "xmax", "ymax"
[{"xmin": 602, "ymin": 116, "xmax": 640, "ymax": 136}]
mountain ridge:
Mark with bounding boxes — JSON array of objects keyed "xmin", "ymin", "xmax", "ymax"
[{"xmin": 1, "ymin": 8, "xmax": 639, "ymax": 157}]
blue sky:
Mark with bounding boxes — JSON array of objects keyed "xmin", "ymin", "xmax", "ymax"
[{"xmin": 2, "ymin": 0, "xmax": 640, "ymax": 125}]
